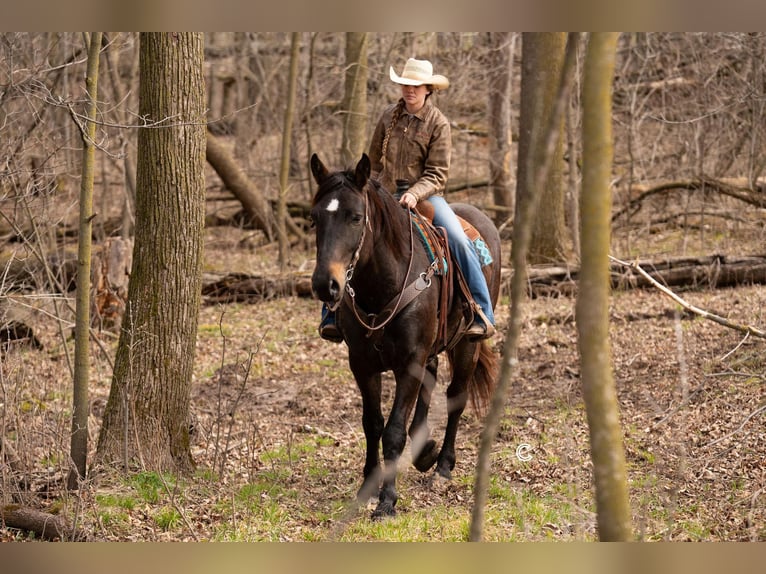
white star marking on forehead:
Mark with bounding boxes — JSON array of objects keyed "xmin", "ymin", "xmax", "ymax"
[{"xmin": 326, "ymin": 198, "xmax": 340, "ymax": 212}]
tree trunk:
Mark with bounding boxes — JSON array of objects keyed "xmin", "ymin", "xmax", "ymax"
[
  {"xmin": 69, "ymin": 31, "xmax": 102, "ymax": 490},
  {"xmin": 487, "ymin": 32, "xmax": 516, "ymax": 226},
  {"xmin": 517, "ymin": 32, "xmax": 572, "ymax": 264},
  {"xmin": 340, "ymin": 32, "xmax": 369, "ymax": 166},
  {"xmin": 577, "ymin": 32, "xmax": 632, "ymax": 541},
  {"xmin": 96, "ymin": 32, "xmax": 206, "ymax": 475}
]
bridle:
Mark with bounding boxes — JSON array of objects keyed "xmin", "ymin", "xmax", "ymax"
[{"xmin": 330, "ymin": 186, "xmax": 435, "ymax": 334}]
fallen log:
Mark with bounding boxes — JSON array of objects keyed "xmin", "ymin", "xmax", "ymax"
[
  {"xmin": 1, "ymin": 504, "xmax": 87, "ymax": 541},
  {"xmin": 525, "ymin": 254, "xmax": 766, "ymax": 297},
  {"xmin": 613, "ymin": 176, "xmax": 766, "ymax": 222},
  {"xmin": 202, "ymin": 272, "xmax": 313, "ymax": 303},
  {"xmin": 206, "ymin": 130, "xmax": 276, "ymax": 240}
]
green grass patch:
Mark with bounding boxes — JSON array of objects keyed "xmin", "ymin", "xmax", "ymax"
[
  {"xmin": 236, "ymin": 480, "xmax": 292, "ymax": 505},
  {"xmin": 211, "ymin": 496, "xmax": 291, "ymax": 541},
  {"xmin": 329, "ymin": 483, "xmax": 588, "ymax": 542},
  {"xmin": 128, "ymin": 471, "xmax": 178, "ymax": 504},
  {"xmin": 97, "ymin": 508, "xmax": 130, "ymax": 528},
  {"xmin": 96, "ymin": 492, "xmax": 137, "ymax": 511},
  {"xmin": 674, "ymin": 519, "xmax": 711, "ymax": 541},
  {"xmin": 154, "ymin": 506, "xmax": 182, "ymax": 531},
  {"xmin": 338, "ymin": 506, "xmax": 472, "ymax": 542}
]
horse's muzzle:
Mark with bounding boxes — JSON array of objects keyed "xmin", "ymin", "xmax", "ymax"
[{"xmin": 311, "ymin": 261, "xmax": 347, "ymax": 306}]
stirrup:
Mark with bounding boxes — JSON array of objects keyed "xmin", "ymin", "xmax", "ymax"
[
  {"xmin": 319, "ymin": 322, "xmax": 343, "ymax": 343},
  {"xmin": 466, "ymin": 307, "xmax": 495, "ymax": 340},
  {"xmin": 466, "ymin": 320, "xmax": 495, "ymax": 340}
]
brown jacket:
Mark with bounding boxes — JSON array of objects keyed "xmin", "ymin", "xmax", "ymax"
[{"xmin": 368, "ymin": 97, "xmax": 451, "ymax": 202}]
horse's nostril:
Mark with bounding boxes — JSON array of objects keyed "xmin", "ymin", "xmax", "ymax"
[{"xmin": 311, "ymin": 271, "xmax": 342, "ymax": 303}]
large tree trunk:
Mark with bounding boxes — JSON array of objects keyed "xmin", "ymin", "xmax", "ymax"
[
  {"xmin": 577, "ymin": 32, "xmax": 632, "ymax": 541},
  {"xmin": 96, "ymin": 33, "xmax": 206, "ymax": 475},
  {"xmin": 517, "ymin": 33, "xmax": 572, "ymax": 264}
]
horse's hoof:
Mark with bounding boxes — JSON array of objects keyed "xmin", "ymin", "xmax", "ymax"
[
  {"xmin": 412, "ymin": 439, "xmax": 439, "ymax": 472},
  {"xmin": 428, "ymin": 470, "xmax": 452, "ymax": 492},
  {"xmin": 371, "ymin": 501, "xmax": 396, "ymax": 520}
]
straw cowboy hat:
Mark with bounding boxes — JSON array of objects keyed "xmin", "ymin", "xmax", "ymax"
[{"xmin": 389, "ymin": 58, "xmax": 449, "ymax": 90}]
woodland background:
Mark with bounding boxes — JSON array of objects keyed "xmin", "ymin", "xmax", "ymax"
[{"xmin": 0, "ymin": 32, "xmax": 765, "ymax": 541}]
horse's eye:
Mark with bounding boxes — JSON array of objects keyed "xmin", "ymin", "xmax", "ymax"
[{"xmin": 350, "ymin": 214, "xmax": 363, "ymax": 225}]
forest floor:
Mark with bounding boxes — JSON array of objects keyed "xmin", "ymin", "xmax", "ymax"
[{"xmin": 2, "ymin": 204, "xmax": 765, "ymax": 541}]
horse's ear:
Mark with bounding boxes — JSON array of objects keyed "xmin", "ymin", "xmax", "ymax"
[
  {"xmin": 354, "ymin": 153, "xmax": 371, "ymax": 190},
  {"xmin": 310, "ymin": 153, "xmax": 329, "ymax": 185}
]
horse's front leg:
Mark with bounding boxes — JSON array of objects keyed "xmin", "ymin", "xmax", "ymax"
[
  {"xmin": 373, "ymin": 358, "xmax": 425, "ymax": 519},
  {"xmin": 351, "ymin": 366, "xmax": 383, "ymax": 504},
  {"xmin": 409, "ymin": 355, "xmax": 440, "ymax": 472}
]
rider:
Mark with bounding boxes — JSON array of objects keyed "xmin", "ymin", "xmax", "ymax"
[{"xmin": 319, "ymin": 57, "xmax": 496, "ymax": 342}]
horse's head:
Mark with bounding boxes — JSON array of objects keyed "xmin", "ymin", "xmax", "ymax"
[{"xmin": 309, "ymin": 153, "xmax": 370, "ymax": 307}]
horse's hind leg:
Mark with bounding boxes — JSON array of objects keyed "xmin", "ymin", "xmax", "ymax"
[
  {"xmin": 433, "ymin": 345, "xmax": 478, "ymax": 482},
  {"xmin": 409, "ymin": 356, "xmax": 439, "ymax": 472}
]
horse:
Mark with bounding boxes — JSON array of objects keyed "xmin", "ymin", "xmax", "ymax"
[{"xmin": 309, "ymin": 153, "xmax": 501, "ymax": 519}]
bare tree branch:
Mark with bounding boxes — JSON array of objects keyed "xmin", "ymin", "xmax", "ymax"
[{"xmin": 609, "ymin": 255, "xmax": 766, "ymax": 338}]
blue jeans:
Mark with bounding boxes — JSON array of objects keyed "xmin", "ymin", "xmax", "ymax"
[{"xmin": 428, "ymin": 195, "xmax": 495, "ymax": 326}]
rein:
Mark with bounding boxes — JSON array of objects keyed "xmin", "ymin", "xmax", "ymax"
[{"xmin": 339, "ymin": 188, "xmax": 433, "ymax": 334}]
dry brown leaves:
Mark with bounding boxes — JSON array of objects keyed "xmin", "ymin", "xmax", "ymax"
[{"xmin": 2, "ymin": 232, "xmax": 765, "ymax": 541}]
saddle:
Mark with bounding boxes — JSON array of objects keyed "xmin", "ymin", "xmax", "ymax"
[{"xmin": 411, "ymin": 200, "xmax": 492, "ymax": 352}]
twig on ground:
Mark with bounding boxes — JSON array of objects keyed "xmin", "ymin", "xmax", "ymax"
[
  {"xmin": 718, "ymin": 332, "xmax": 750, "ymax": 362},
  {"xmin": 700, "ymin": 402, "xmax": 766, "ymax": 449}
]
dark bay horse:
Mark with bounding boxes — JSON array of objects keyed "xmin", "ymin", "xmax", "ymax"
[{"xmin": 309, "ymin": 153, "xmax": 501, "ymax": 518}]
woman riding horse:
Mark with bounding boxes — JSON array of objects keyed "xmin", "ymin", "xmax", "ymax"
[{"xmin": 310, "ymin": 152, "xmax": 501, "ymax": 518}]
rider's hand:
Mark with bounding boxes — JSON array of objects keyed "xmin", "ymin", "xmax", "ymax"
[{"xmin": 399, "ymin": 192, "xmax": 417, "ymax": 209}]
